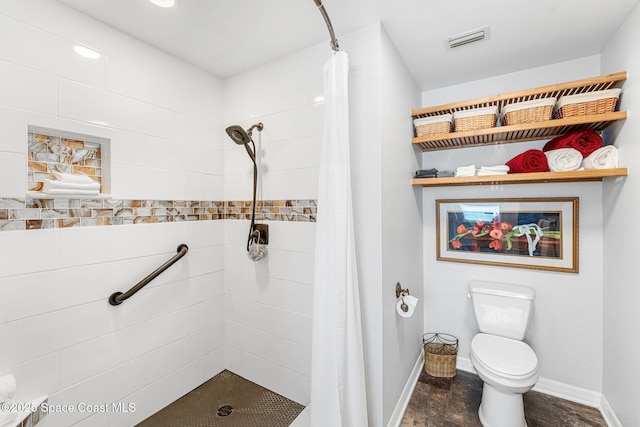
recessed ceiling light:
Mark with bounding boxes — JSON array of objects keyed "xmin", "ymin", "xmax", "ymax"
[
  {"xmin": 149, "ymin": 0, "xmax": 175, "ymax": 7},
  {"xmin": 73, "ymin": 45, "xmax": 101, "ymax": 59},
  {"xmin": 446, "ymin": 26, "xmax": 490, "ymax": 49}
]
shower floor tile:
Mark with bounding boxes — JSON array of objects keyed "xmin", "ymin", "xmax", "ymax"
[
  {"xmin": 136, "ymin": 370, "xmax": 305, "ymax": 427},
  {"xmin": 401, "ymin": 370, "xmax": 608, "ymax": 426}
]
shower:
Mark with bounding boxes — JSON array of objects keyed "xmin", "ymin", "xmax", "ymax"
[{"xmin": 225, "ymin": 123, "xmax": 267, "ymax": 260}]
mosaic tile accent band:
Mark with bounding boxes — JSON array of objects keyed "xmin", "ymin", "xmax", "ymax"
[{"xmin": 0, "ymin": 198, "xmax": 316, "ymax": 232}]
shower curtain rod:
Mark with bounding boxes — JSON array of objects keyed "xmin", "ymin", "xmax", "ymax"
[{"xmin": 313, "ymin": 0, "xmax": 339, "ymax": 52}]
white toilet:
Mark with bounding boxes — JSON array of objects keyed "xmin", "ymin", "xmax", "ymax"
[{"xmin": 468, "ymin": 280, "xmax": 539, "ymax": 427}]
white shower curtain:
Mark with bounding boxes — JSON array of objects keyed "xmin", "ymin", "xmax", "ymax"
[{"xmin": 310, "ymin": 51, "xmax": 368, "ymax": 426}]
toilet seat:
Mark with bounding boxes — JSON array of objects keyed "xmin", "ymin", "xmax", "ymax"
[{"xmin": 471, "ymin": 333, "xmax": 538, "ymax": 380}]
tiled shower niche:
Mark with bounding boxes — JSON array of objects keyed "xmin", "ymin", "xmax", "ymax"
[{"xmin": 27, "ymin": 126, "xmax": 110, "ymax": 196}]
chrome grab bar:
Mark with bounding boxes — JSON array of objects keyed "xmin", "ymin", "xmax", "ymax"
[{"xmin": 108, "ymin": 244, "xmax": 189, "ymax": 306}]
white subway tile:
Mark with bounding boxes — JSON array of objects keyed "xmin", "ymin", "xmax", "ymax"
[
  {"xmin": 225, "ymin": 296, "xmax": 311, "ymax": 346},
  {"xmin": 145, "ymin": 323, "xmax": 224, "ymax": 381},
  {"xmin": 226, "ymin": 347, "xmax": 309, "ymax": 405},
  {"xmin": 284, "ymin": 167, "xmax": 319, "ymax": 200},
  {"xmin": 0, "ymin": 353, "xmax": 61, "ymax": 403},
  {"xmin": 0, "ymin": 301, "xmax": 109, "ymax": 371},
  {"xmin": 60, "ymin": 312, "xmax": 181, "ymax": 388},
  {"xmin": 0, "ymin": 106, "xmax": 29, "ymax": 154},
  {"xmin": 226, "ymin": 322, "xmax": 311, "ymax": 376},
  {"xmin": 110, "ymin": 164, "xmax": 189, "ymax": 200},
  {"xmin": 0, "ymin": 60, "xmax": 57, "ymax": 115},
  {"xmin": 0, "ymin": 152, "xmax": 25, "ymax": 197},
  {"xmin": 58, "ymin": 80, "xmax": 176, "ymax": 139},
  {"xmin": 174, "ymin": 220, "xmax": 225, "ymax": 248},
  {"xmin": 282, "ymin": 135, "xmax": 322, "ymax": 170},
  {"xmin": 0, "ymin": 14, "xmax": 106, "ymax": 89},
  {"xmin": 226, "ymin": 270, "xmax": 312, "ymax": 315},
  {"xmin": 266, "ymin": 222, "xmax": 316, "ymax": 253},
  {"xmin": 0, "ymin": 229, "xmax": 60, "ymax": 278},
  {"xmin": 177, "ymin": 295, "xmax": 225, "ymax": 337},
  {"xmin": 144, "ymin": 136, "xmax": 186, "ymax": 171},
  {"xmin": 203, "ymin": 174, "xmax": 224, "ymax": 200},
  {"xmin": 175, "ymin": 114, "xmax": 223, "ymax": 150},
  {"xmin": 45, "ymin": 355, "xmax": 149, "ymax": 427},
  {"xmin": 108, "ymin": 350, "xmax": 224, "ymax": 427},
  {"xmin": 58, "ymin": 222, "xmax": 180, "ymax": 268}
]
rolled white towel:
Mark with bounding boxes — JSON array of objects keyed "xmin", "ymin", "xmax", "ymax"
[
  {"xmin": 43, "ymin": 179, "xmax": 100, "ymax": 192},
  {"xmin": 545, "ymin": 148, "xmax": 583, "ymax": 172},
  {"xmin": 43, "ymin": 188, "xmax": 100, "ymax": 196},
  {"xmin": 582, "ymin": 145, "xmax": 619, "ymax": 169},
  {"xmin": 0, "ymin": 375, "xmax": 16, "ymax": 400},
  {"xmin": 52, "ymin": 171, "xmax": 95, "ymax": 184}
]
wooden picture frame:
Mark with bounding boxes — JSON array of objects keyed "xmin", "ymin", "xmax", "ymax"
[{"xmin": 436, "ymin": 198, "xmax": 579, "ymax": 273}]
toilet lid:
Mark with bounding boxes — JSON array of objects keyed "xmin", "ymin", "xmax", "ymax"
[{"xmin": 471, "ymin": 334, "xmax": 538, "ymax": 378}]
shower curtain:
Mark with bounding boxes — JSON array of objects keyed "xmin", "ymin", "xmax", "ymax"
[{"xmin": 310, "ymin": 51, "xmax": 368, "ymax": 426}]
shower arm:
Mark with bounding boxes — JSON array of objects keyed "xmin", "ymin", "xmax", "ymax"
[{"xmin": 313, "ymin": 0, "xmax": 339, "ymax": 52}]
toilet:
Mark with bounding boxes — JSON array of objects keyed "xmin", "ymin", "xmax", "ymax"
[{"xmin": 468, "ymin": 280, "xmax": 539, "ymax": 427}]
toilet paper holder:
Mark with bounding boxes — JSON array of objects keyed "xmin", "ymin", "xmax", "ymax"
[{"xmin": 395, "ymin": 282, "xmax": 410, "ymax": 312}]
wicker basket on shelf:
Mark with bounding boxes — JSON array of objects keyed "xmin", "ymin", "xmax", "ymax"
[
  {"xmin": 453, "ymin": 106, "xmax": 498, "ymax": 132},
  {"xmin": 423, "ymin": 333, "xmax": 458, "ymax": 378},
  {"xmin": 554, "ymin": 88, "xmax": 621, "ymax": 119},
  {"xmin": 502, "ymin": 98, "xmax": 556, "ymax": 126},
  {"xmin": 414, "ymin": 114, "xmax": 453, "ymax": 137}
]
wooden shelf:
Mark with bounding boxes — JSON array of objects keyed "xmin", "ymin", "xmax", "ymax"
[
  {"xmin": 412, "ymin": 72, "xmax": 627, "ymax": 152},
  {"xmin": 412, "ymin": 168, "xmax": 628, "ymax": 187},
  {"xmin": 412, "ymin": 112, "xmax": 627, "ymax": 151}
]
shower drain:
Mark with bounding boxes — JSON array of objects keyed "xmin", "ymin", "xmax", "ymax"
[{"xmin": 217, "ymin": 405, "xmax": 233, "ymax": 417}]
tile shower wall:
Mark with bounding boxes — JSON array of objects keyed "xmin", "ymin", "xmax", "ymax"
[
  {"xmin": 0, "ymin": 2, "xmax": 224, "ymax": 426},
  {"xmin": 222, "ymin": 40, "xmax": 327, "ymax": 404}
]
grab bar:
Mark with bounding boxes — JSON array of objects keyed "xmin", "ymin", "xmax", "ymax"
[{"xmin": 108, "ymin": 244, "xmax": 189, "ymax": 306}]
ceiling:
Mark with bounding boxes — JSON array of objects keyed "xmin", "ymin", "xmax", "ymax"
[{"xmin": 56, "ymin": 0, "xmax": 640, "ymax": 91}]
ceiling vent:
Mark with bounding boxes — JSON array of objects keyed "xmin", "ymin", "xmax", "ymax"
[{"xmin": 446, "ymin": 26, "xmax": 490, "ymax": 49}]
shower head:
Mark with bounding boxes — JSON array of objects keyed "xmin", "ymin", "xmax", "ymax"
[
  {"xmin": 225, "ymin": 123, "xmax": 263, "ymax": 145},
  {"xmin": 225, "ymin": 123, "xmax": 263, "ymax": 162},
  {"xmin": 226, "ymin": 125, "xmax": 251, "ymax": 146}
]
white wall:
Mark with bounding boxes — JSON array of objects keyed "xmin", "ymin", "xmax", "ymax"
[
  {"xmin": 421, "ymin": 58, "xmax": 608, "ymax": 398},
  {"xmin": 600, "ymin": 2, "xmax": 640, "ymax": 426},
  {"xmin": 380, "ymin": 28, "xmax": 423, "ymax": 425},
  {"xmin": 0, "ymin": 1, "xmax": 225, "ymax": 426}
]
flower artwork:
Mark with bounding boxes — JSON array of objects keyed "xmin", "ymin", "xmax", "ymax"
[
  {"xmin": 448, "ymin": 218, "xmax": 561, "ymax": 258},
  {"xmin": 436, "ymin": 198, "xmax": 578, "ymax": 273}
]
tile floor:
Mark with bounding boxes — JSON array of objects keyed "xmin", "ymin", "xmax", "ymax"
[
  {"xmin": 401, "ymin": 370, "xmax": 607, "ymax": 426},
  {"xmin": 136, "ymin": 370, "xmax": 304, "ymax": 427}
]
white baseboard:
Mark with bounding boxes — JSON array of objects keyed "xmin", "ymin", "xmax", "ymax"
[
  {"xmin": 457, "ymin": 356, "xmax": 621, "ymax": 426},
  {"xmin": 533, "ymin": 377, "xmax": 601, "ymax": 407},
  {"xmin": 600, "ymin": 395, "xmax": 623, "ymax": 427},
  {"xmin": 386, "ymin": 352, "xmax": 424, "ymax": 427}
]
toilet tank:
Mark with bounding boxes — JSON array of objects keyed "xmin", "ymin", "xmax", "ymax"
[{"xmin": 468, "ymin": 280, "xmax": 535, "ymax": 340}]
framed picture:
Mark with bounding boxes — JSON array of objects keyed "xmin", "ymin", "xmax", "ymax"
[{"xmin": 436, "ymin": 198, "xmax": 578, "ymax": 273}]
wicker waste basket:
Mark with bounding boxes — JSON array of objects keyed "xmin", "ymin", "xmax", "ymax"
[{"xmin": 423, "ymin": 333, "xmax": 458, "ymax": 378}]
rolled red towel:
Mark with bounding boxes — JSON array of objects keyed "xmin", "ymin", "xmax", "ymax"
[
  {"xmin": 542, "ymin": 129, "xmax": 603, "ymax": 157},
  {"xmin": 506, "ymin": 149, "xmax": 550, "ymax": 173}
]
